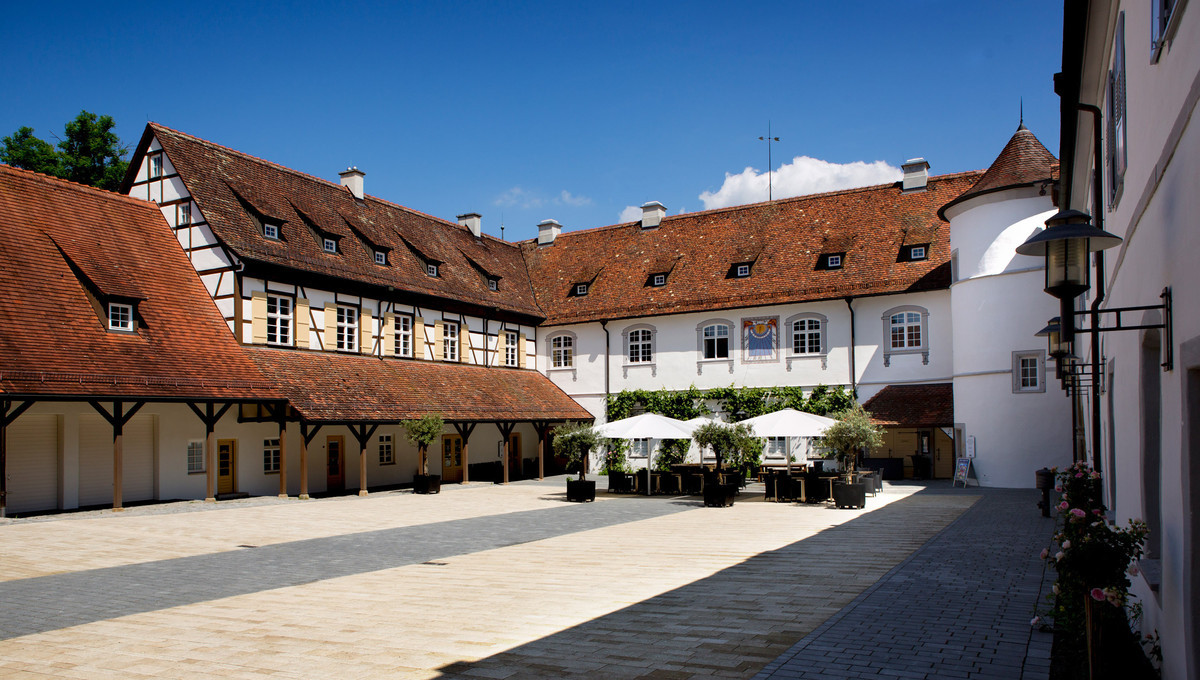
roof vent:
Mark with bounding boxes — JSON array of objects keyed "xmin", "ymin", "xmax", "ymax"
[
  {"xmin": 901, "ymin": 159, "xmax": 930, "ymax": 193},
  {"xmin": 338, "ymin": 167, "xmax": 365, "ymax": 200},
  {"xmin": 641, "ymin": 201, "xmax": 667, "ymax": 229},
  {"xmin": 537, "ymin": 219, "xmax": 562, "ymax": 246},
  {"xmin": 457, "ymin": 213, "xmax": 482, "ymax": 238}
]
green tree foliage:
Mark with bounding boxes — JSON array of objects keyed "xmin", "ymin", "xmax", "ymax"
[
  {"xmin": 821, "ymin": 403, "xmax": 884, "ymax": 480},
  {"xmin": 654, "ymin": 439, "xmax": 689, "ymax": 471},
  {"xmin": 606, "ymin": 384, "xmax": 854, "ymax": 421},
  {"xmin": 0, "ymin": 111, "xmax": 129, "ymax": 191},
  {"xmin": 691, "ymin": 422, "xmax": 759, "ymax": 471},
  {"xmin": 551, "ymin": 421, "xmax": 602, "ymax": 481},
  {"xmin": 402, "ymin": 414, "xmax": 444, "ymax": 475}
]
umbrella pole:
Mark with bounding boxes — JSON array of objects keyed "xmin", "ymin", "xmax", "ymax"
[{"xmin": 647, "ymin": 439, "xmax": 653, "ymax": 496}]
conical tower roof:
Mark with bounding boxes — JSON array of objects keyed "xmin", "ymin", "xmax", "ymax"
[{"xmin": 938, "ymin": 124, "xmax": 1058, "ymax": 220}]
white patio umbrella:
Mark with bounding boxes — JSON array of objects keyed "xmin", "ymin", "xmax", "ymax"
[
  {"xmin": 593, "ymin": 413, "xmax": 693, "ymax": 495},
  {"xmin": 738, "ymin": 409, "xmax": 838, "ymax": 473}
]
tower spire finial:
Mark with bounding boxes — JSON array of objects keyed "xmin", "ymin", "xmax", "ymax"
[{"xmin": 1017, "ymin": 98, "xmax": 1028, "ymax": 131}]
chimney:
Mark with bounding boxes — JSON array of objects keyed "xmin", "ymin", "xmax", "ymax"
[
  {"xmin": 537, "ymin": 219, "xmax": 561, "ymax": 246},
  {"xmin": 457, "ymin": 213, "xmax": 482, "ymax": 238},
  {"xmin": 641, "ymin": 201, "xmax": 667, "ymax": 229},
  {"xmin": 901, "ymin": 158, "xmax": 930, "ymax": 193},
  {"xmin": 339, "ymin": 167, "xmax": 365, "ymax": 200}
]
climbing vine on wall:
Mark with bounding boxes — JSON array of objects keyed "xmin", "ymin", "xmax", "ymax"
[{"xmin": 605, "ymin": 383, "xmax": 855, "ymax": 422}]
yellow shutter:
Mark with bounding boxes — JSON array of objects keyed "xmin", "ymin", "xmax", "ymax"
[
  {"xmin": 518, "ymin": 333, "xmax": 527, "ymax": 368},
  {"xmin": 251, "ymin": 290, "xmax": 268, "ymax": 344},
  {"xmin": 295, "ymin": 298, "xmax": 310, "ymax": 348},
  {"xmin": 360, "ymin": 313, "xmax": 373, "ymax": 354},
  {"xmin": 461, "ymin": 326, "xmax": 471, "ymax": 363},
  {"xmin": 433, "ymin": 320, "xmax": 444, "ymax": 361},
  {"xmin": 324, "ymin": 303, "xmax": 337, "ymax": 351},
  {"xmin": 414, "ymin": 316, "xmax": 425, "ymax": 359},
  {"xmin": 382, "ymin": 312, "xmax": 395, "ymax": 357},
  {"xmin": 496, "ymin": 329, "xmax": 507, "ymax": 365}
]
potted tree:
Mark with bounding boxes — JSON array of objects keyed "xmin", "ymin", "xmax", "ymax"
[
  {"xmin": 403, "ymin": 414, "xmax": 444, "ymax": 494},
  {"xmin": 821, "ymin": 404, "xmax": 883, "ymax": 509},
  {"xmin": 553, "ymin": 421, "xmax": 601, "ymax": 502},
  {"xmin": 692, "ymin": 422, "xmax": 759, "ymax": 507}
]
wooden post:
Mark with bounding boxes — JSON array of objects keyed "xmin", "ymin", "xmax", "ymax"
[
  {"xmin": 205, "ymin": 427, "xmax": 216, "ymax": 502},
  {"xmin": 348, "ymin": 423, "xmax": 378, "ymax": 497},
  {"xmin": 496, "ymin": 422, "xmax": 516, "ymax": 485},
  {"xmin": 278, "ymin": 417, "xmax": 288, "ymax": 498},
  {"xmin": 299, "ymin": 421, "xmax": 322, "ymax": 500},
  {"xmin": 532, "ymin": 421, "xmax": 552, "ymax": 481},
  {"xmin": 453, "ymin": 422, "xmax": 477, "ymax": 484},
  {"xmin": 113, "ymin": 413, "xmax": 124, "ymax": 510}
]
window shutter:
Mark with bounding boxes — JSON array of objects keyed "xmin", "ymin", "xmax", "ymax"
[
  {"xmin": 433, "ymin": 320, "xmax": 444, "ymax": 361},
  {"xmin": 518, "ymin": 333, "xmax": 527, "ymax": 368},
  {"xmin": 324, "ymin": 303, "xmax": 337, "ymax": 351},
  {"xmin": 251, "ymin": 290, "xmax": 268, "ymax": 344},
  {"xmin": 414, "ymin": 316, "xmax": 425, "ymax": 359},
  {"xmin": 360, "ymin": 313, "xmax": 373, "ymax": 355},
  {"xmin": 382, "ymin": 312, "xmax": 395, "ymax": 357},
  {"xmin": 295, "ymin": 298, "xmax": 310, "ymax": 348},
  {"xmin": 496, "ymin": 329, "xmax": 507, "ymax": 364},
  {"xmin": 461, "ymin": 326, "xmax": 471, "ymax": 363}
]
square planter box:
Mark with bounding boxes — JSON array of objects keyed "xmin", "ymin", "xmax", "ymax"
[
  {"xmin": 413, "ymin": 474, "xmax": 441, "ymax": 495},
  {"xmin": 832, "ymin": 481, "xmax": 866, "ymax": 509},
  {"xmin": 704, "ymin": 483, "xmax": 737, "ymax": 507},
  {"xmin": 566, "ymin": 479, "xmax": 596, "ymax": 502}
]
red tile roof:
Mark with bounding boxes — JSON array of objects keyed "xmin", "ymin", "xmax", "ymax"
[
  {"xmin": 129, "ymin": 123, "xmax": 543, "ymax": 320},
  {"xmin": 0, "ymin": 164, "xmax": 276, "ymax": 400},
  {"xmin": 245, "ymin": 347, "xmax": 593, "ymax": 423},
  {"xmin": 521, "ymin": 173, "xmax": 983, "ymax": 326},
  {"xmin": 863, "ymin": 383, "xmax": 954, "ymax": 427},
  {"xmin": 938, "ymin": 125, "xmax": 1058, "ymax": 219}
]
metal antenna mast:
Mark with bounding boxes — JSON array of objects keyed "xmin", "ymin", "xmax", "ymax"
[{"xmin": 759, "ymin": 121, "xmax": 780, "ymax": 201}]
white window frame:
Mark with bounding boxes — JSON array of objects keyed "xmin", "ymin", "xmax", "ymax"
[
  {"xmin": 652, "ymin": 273, "xmax": 666, "ymax": 287},
  {"xmin": 881, "ymin": 305, "xmax": 930, "ymax": 366},
  {"xmin": 374, "ymin": 250, "xmax": 387, "ymax": 265},
  {"xmin": 695, "ymin": 319, "xmax": 734, "ymax": 374},
  {"xmin": 504, "ymin": 330, "xmax": 519, "ymax": 367},
  {"xmin": 266, "ymin": 294, "xmax": 293, "ymax": 346},
  {"xmin": 909, "ymin": 246, "xmax": 926, "ymax": 260},
  {"xmin": 394, "ymin": 314, "xmax": 413, "ymax": 357},
  {"xmin": 149, "ymin": 154, "xmax": 162, "ymax": 179},
  {"xmin": 108, "ymin": 302, "xmax": 133, "ymax": 331},
  {"xmin": 427, "ymin": 263, "xmax": 439, "ymax": 277},
  {"xmin": 177, "ymin": 203, "xmax": 192, "ymax": 226},
  {"xmin": 1013, "ymin": 350, "xmax": 1046, "ymax": 393},
  {"xmin": 547, "ymin": 332, "xmax": 576, "ymax": 370},
  {"xmin": 736, "ymin": 263, "xmax": 751, "ymax": 278},
  {"xmin": 630, "ymin": 438, "xmax": 650, "ymax": 459},
  {"xmin": 442, "ymin": 321, "xmax": 459, "ymax": 362},
  {"xmin": 187, "ymin": 440, "xmax": 205, "ymax": 474},
  {"xmin": 336, "ymin": 305, "xmax": 359, "ymax": 352},
  {"xmin": 1108, "ymin": 11, "xmax": 1127, "ymax": 208},
  {"xmin": 765, "ymin": 437, "xmax": 788, "ymax": 459},
  {"xmin": 827, "ymin": 254, "xmax": 842, "ymax": 268},
  {"xmin": 263, "ymin": 438, "xmax": 281, "ymax": 473},
  {"xmin": 621, "ymin": 324, "xmax": 657, "ymax": 377},
  {"xmin": 575, "ymin": 283, "xmax": 588, "ymax": 296},
  {"xmin": 323, "ymin": 237, "xmax": 337, "ymax": 254},
  {"xmin": 378, "ymin": 434, "xmax": 394, "ymax": 465},
  {"xmin": 488, "ymin": 278, "xmax": 498, "ymax": 291},
  {"xmin": 263, "ymin": 223, "xmax": 279, "ymax": 240},
  {"xmin": 785, "ymin": 312, "xmax": 828, "ymax": 370}
]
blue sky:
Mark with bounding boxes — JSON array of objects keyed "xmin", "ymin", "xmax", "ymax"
[{"xmin": 3, "ymin": 2, "xmax": 1063, "ymax": 240}]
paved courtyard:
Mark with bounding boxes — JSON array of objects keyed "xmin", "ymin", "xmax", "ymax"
[{"xmin": 0, "ymin": 478, "xmax": 1055, "ymax": 679}]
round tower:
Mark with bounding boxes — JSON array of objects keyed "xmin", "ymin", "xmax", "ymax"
[{"xmin": 943, "ymin": 124, "xmax": 1072, "ymax": 487}]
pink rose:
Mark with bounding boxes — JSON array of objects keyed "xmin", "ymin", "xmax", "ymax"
[
  {"xmin": 1062, "ymin": 540, "xmax": 1071, "ymax": 549},
  {"xmin": 1075, "ymin": 472, "xmax": 1084, "ymax": 478},
  {"xmin": 1055, "ymin": 551, "xmax": 1065, "ymax": 561},
  {"xmin": 1055, "ymin": 485, "xmax": 1062, "ymax": 492},
  {"xmin": 1030, "ymin": 616, "xmax": 1041, "ymax": 627},
  {"xmin": 1059, "ymin": 501, "xmax": 1069, "ymax": 510},
  {"xmin": 1040, "ymin": 548, "xmax": 1049, "ymax": 559},
  {"xmin": 1070, "ymin": 508, "xmax": 1086, "ymax": 518},
  {"xmin": 1090, "ymin": 588, "xmax": 1105, "ymax": 601}
]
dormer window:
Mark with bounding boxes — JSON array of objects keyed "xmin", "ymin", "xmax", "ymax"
[
  {"xmin": 427, "ymin": 263, "xmax": 439, "ymax": 277},
  {"xmin": 651, "ymin": 273, "xmax": 666, "ymax": 287},
  {"xmin": 323, "ymin": 237, "xmax": 337, "ymax": 254},
  {"xmin": 735, "ymin": 263, "xmax": 751, "ymax": 278},
  {"xmin": 910, "ymin": 246, "xmax": 926, "ymax": 260},
  {"xmin": 263, "ymin": 223, "xmax": 280, "ymax": 240},
  {"xmin": 574, "ymin": 283, "xmax": 588, "ymax": 296},
  {"xmin": 818, "ymin": 252, "xmax": 845, "ymax": 270},
  {"xmin": 827, "ymin": 255, "xmax": 842, "ymax": 268},
  {"xmin": 902, "ymin": 244, "xmax": 929, "ymax": 261},
  {"xmin": 488, "ymin": 278, "xmax": 498, "ymax": 291},
  {"xmin": 374, "ymin": 250, "xmax": 387, "ymax": 266},
  {"xmin": 108, "ymin": 302, "xmax": 133, "ymax": 332}
]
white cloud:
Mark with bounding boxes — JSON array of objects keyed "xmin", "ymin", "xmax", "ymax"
[
  {"xmin": 698, "ymin": 156, "xmax": 902, "ymax": 210},
  {"xmin": 559, "ymin": 190, "xmax": 592, "ymax": 207},
  {"xmin": 618, "ymin": 205, "xmax": 642, "ymax": 223},
  {"xmin": 494, "ymin": 186, "xmax": 543, "ymax": 209}
]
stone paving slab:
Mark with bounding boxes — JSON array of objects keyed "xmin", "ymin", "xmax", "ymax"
[{"xmin": 0, "ymin": 480, "xmax": 991, "ymax": 679}]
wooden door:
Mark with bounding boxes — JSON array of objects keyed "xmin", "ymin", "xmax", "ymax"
[
  {"xmin": 508, "ymin": 433, "xmax": 522, "ymax": 480},
  {"xmin": 327, "ymin": 435, "xmax": 345, "ymax": 492},
  {"xmin": 442, "ymin": 435, "xmax": 463, "ymax": 483},
  {"xmin": 217, "ymin": 439, "xmax": 237, "ymax": 494}
]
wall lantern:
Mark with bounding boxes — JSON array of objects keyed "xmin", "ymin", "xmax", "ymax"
[
  {"xmin": 1015, "ymin": 210, "xmax": 1123, "ymax": 299},
  {"xmin": 1035, "ymin": 317, "xmax": 1070, "ymax": 359}
]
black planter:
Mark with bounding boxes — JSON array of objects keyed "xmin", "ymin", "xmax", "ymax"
[
  {"xmin": 566, "ymin": 479, "xmax": 596, "ymax": 502},
  {"xmin": 704, "ymin": 483, "xmax": 737, "ymax": 507},
  {"xmin": 832, "ymin": 481, "xmax": 866, "ymax": 509},
  {"xmin": 413, "ymin": 474, "xmax": 441, "ymax": 495}
]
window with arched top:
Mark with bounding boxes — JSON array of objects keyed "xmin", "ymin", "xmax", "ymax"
[
  {"xmin": 621, "ymin": 324, "xmax": 657, "ymax": 377},
  {"xmin": 881, "ymin": 305, "xmax": 929, "ymax": 366},
  {"xmin": 784, "ymin": 312, "xmax": 828, "ymax": 371},
  {"xmin": 695, "ymin": 319, "xmax": 735, "ymax": 375}
]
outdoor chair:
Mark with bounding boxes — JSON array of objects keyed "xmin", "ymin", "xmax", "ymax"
[{"xmin": 608, "ymin": 471, "xmax": 634, "ymax": 494}]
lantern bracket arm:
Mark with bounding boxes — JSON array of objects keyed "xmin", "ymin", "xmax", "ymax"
[{"xmin": 1070, "ymin": 287, "xmax": 1173, "ymax": 370}]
